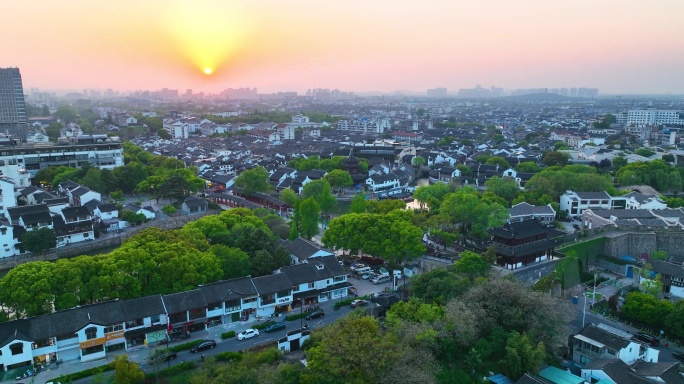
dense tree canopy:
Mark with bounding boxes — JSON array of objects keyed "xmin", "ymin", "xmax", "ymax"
[
  {"xmin": 322, "ymin": 210, "xmax": 424, "ymax": 262},
  {"xmin": 235, "ymin": 166, "xmax": 271, "ymax": 194},
  {"xmin": 0, "ymin": 208, "xmax": 287, "ymax": 319}
]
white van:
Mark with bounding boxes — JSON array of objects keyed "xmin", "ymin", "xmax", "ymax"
[{"xmin": 355, "ymin": 267, "xmax": 373, "ymax": 275}]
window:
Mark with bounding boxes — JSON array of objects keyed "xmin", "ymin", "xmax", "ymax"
[
  {"xmin": 334, "ymin": 276, "xmax": 345, "ymax": 282},
  {"xmin": 84, "ymin": 232, "xmax": 89, "ymax": 237},
  {"xmin": 10, "ymin": 343, "xmax": 23, "ymax": 355},
  {"xmin": 307, "ymin": 282, "xmax": 315, "ymax": 289},
  {"xmin": 105, "ymin": 324, "xmax": 123, "ymax": 333},
  {"xmin": 150, "ymin": 315, "xmax": 161, "ymax": 324},
  {"xmin": 292, "ymin": 285, "xmax": 299, "ymax": 292},
  {"xmin": 85, "ymin": 327, "xmax": 98, "ymax": 340},
  {"xmin": 125, "ymin": 319, "xmax": 144, "ymax": 328},
  {"xmin": 277, "ymin": 289, "xmax": 291, "ymax": 298}
]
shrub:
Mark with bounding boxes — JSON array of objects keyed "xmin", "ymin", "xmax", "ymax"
[
  {"xmin": 214, "ymin": 351, "xmax": 244, "ymax": 362},
  {"xmin": 53, "ymin": 362, "xmax": 114, "ymax": 382},
  {"xmin": 169, "ymin": 339, "xmax": 204, "ymax": 353},
  {"xmin": 220, "ymin": 331, "xmax": 236, "ymax": 340},
  {"xmin": 154, "ymin": 361, "xmax": 197, "ymax": 378},
  {"xmin": 285, "ymin": 313, "xmax": 307, "ymax": 321},
  {"xmin": 253, "ymin": 320, "xmax": 275, "ymax": 330}
]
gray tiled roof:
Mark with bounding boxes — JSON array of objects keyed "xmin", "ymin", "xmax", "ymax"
[
  {"xmin": 577, "ymin": 324, "xmax": 630, "ymax": 351},
  {"xmin": 251, "ymin": 273, "xmax": 292, "ymax": 295},
  {"xmin": 120, "ymin": 295, "xmax": 166, "ymax": 320},
  {"xmin": 200, "ymin": 277, "xmax": 257, "ymax": 304},
  {"xmin": 576, "ymin": 191, "xmax": 611, "ymax": 199},
  {"xmin": 509, "ymin": 202, "xmax": 555, "ymax": 217},
  {"xmin": 162, "ymin": 289, "xmax": 208, "ymax": 314}
]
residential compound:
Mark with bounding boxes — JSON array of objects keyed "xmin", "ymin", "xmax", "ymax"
[{"xmin": 0, "ymin": 252, "xmax": 347, "ymax": 370}]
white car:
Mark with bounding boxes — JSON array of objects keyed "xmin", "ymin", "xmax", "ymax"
[{"xmin": 237, "ymin": 328, "xmax": 260, "ymax": 340}]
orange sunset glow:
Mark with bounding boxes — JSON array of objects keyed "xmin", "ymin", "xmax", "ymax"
[{"xmin": 1, "ymin": 0, "xmax": 683, "ymax": 94}]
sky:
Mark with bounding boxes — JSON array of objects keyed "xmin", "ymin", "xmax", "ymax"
[{"xmin": 1, "ymin": 0, "xmax": 683, "ymax": 95}]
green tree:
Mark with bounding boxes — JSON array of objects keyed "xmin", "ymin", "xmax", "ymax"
[
  {"xmin": 621, "ymin": 292, "xmax": 673, "ymax": 328},
  {"xmin": 484, "ymin": 176, "xmax": 520, "ymax": 202},
  {"xmin": 210, "ymin": 245, "xmax": 251, "ymax": 279},
  {"xmin": 499, "ymin": 332, "xmax": 546, "ymax": 380},
  {"xmin": 651, "ymin": 250, "xmax": 667, "ymax": 261},
  {"xmin": 323, "ymin": 169, "xmax": 353, "ymax": 193},
  {"xmin": 408, "ymin": 268, "xmax": 471, "ymax": 304},
  {"xmin": 485, "ymin": 156, "xmax": 510, "ymax": 169},
  {"xmin": 0, "ymin": 261, "xmax": 54, "ymax": 317},
  {"xmin": 55, "ymin": 104, "xmax": 78, "ymax": 124},
  {"xmin": 21, "ymin": 228, "xmax": 57, "ymax": 253},
  {"xmin": 302, "ymin": 179, "xmax": 336, "ymax": 213},
  {"xmin": 412, "ymin": 156, "xmax": 426, "ymax": 166},
  {"xmin": 162, "ymin": 205, "xmax": 177, "ymax": 215},
  {"xmin": 612, "ymin": 155, "xmax": 628, "ymax": 169},
  {"xmin": 298, "ymin": 197, "xmax": 320, "ymax": 240},
  {"xmin": 305, "ymin": 316, "xmax": 399, "ymax": 384},
  {"xmin": 110, "ymin": 190, "xmax": 125, "ymax": 204},
  {"xmin": 454, "ymin": 251, "xmax": 490, "ymax": 280},
  {"xmin": 665, "ymin": 301, "xmax": 684, "ymax": 340},
  {"xmin": 514, "ymin": 162, "xmax": 541, "ymax": 173},
  {"xmin": 113, "ymin": 354, "xmax": 145, "ymax": 384},
  {"xmin": 349, "ymin": 193, "xmax": 367, "ymax": 213},
  {"xmin": 279, "ymin": 188, "xmax": 299, "ymax": 207},
  {"xmin": 135, "ymin": 175, "xmax": 166, "ymax": 203},
  {"xmin": 161, "ymin": 173, "xmax": 191, "ymax": 203},
  {"xmin": 365, "ymin": 199, "xmax": 406, "ymax": 214},
  {"xmin": 542, "ymin": 151, "xmax": 569, "ymax": 167},
  {"xmin": 45, "ymin": 122, "xmax": 62, "ymax": 141},
  {"xmin": 235, "ymin": 166, "xmax": 271, "ymax": 194}
]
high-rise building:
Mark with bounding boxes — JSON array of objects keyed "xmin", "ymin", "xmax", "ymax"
[{"xmin": 0, "ymin": 68, "xmax": 28, "ymax": 139}]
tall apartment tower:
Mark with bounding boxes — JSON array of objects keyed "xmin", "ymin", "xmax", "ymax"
[{"xmin": 0, "ymin": 68, "xmax": 28, "ymax": 140}]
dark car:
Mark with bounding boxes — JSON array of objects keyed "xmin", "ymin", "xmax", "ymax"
[
  {"xmin": 264, "ymin": 322, "xmax": 286, "ymax": 333},
  {"xmin": 305, "ymin": 310, "xmax": 325, "ymax": 320},
  {"xmin": 190, "ymin": 339, "xmax": 217, "ymax": 353},
  {"xmin": 153, "ymin": 350, "xmax": 177, "ymax": 362}
]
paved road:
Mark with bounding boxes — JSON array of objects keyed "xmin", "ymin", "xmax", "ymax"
[{"xmin": 37, "ymin": 301, "xmax": 359, "ymax": 384}]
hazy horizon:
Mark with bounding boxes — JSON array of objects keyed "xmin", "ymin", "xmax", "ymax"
[{"xmin": 2, "ymin": 0, "xmax": 683, "ymax": 95}]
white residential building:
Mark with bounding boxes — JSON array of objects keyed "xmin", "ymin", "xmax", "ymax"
[
  {"xmin": 560, "ymin": 191, "xmax": 627, "ymax": 218},
  {"xmin": 627, "ymin": 110, "xmax": 684, "ymax": 127}
]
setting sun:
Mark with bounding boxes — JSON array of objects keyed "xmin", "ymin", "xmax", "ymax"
[{"xmin": 204, "ymin": 68, "xmax": 212, "ymax": 75}]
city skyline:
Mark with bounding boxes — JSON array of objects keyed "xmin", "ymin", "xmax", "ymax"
[{"xmin": 1, "ymin": 0, "xmax": 683, "ymax": 95}]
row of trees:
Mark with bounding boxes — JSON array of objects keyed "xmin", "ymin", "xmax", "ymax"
[
  {"xmin": 0, "ymin": 209, "xmax": 290, "ymax": 320},
  {"xmin": 620, "ymin": 292, "xmax": 684, "ymax": 340},
  {"xmin": 34, "ymin": 143, "xmax": 205, "ymax": 199}
]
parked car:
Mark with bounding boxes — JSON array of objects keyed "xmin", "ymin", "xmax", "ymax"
[
  {"xmin": 371, "ymin": 275, "xmax": 391, "ymax": 285},
  {"xmin": 237, "ymin": 328, "xmax": 260, "ymax": 340},
  {"xmin": 264, "ymin": 322, "xmax": 286, "ymax": 333},
  {"xmin": 350, "ymin": 299, "xmax": 368, "ymax": 308},
  {"xmin": 361, "ymin": 272, "xmax": 375, "ymax": 280},
  {"xmin": 632, "ymin": 332, "xmax": 659, "ymax": 346},
  {"xmin": 155, "ymin": 351, "xmax": 177, "ymax": 361},
  {"xmin": 190, "ymin": 339, "xmax": 217, "ymax": 353},
  {"xmin": 305, "ymin": 310, "xmax": 325, "ymax": 320}
]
